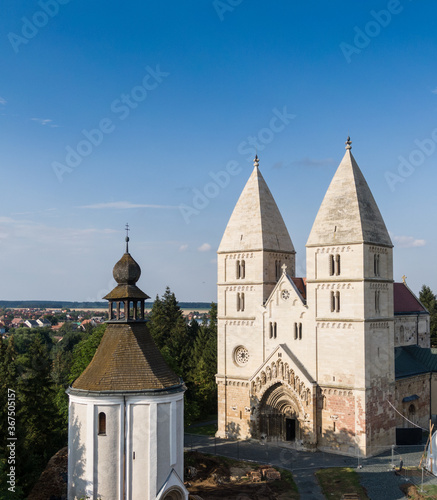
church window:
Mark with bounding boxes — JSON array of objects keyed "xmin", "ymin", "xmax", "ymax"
[
  {"xmin": 294, "ymin": 323, "xmax": 298, "ymax": 339},
  {"xmin": 275, "ymin": 260, "xmax": 281, "ymax": 280},
  {"xmin": 331, "ymin": 291, "xmax": 340, "ymax": 312},
  {"xmin": 329, "ymin": 255, "xmax": 335, "ymax": 276},
  {"xmin": 269, "ymin": 322, "xmax": 277, "ymax": 339},
  {"xmin": 374, "ymin": 254, "xmax": 380, "ymax": 276},
  {"xmin": 234, "ymin": 346, "xmax": 249, "ymax": 365},
  {"xmin": 237, "ymin": 292, "xmax": 245, "ymax": 311},
  {"xmin": 375, "ymin": 290, "xmax": 380, "ymax": 313},
  {"xmin": 333, "ymin": 422, "xmax": 336, "ymax": 432},
  {"xmin": 98, "ymin": 412, "xmax": 106, "ymax": 435},
  {"xmin": 299, "ymin": 323, "xmax": 302, "ymax": 340},
  {"xmin": 330, "ymin": 254, "xmax": 340, "ymax": 275},
  {"xmin": 236, "ymin": 260, "xmax": 245, "ymax": 279}
]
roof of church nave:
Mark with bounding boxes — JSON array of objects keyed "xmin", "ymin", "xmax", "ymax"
[
  {"xmin": 307, "ymin": 137, "xmax": 392, "ymax": 248},
  {"xmin": 218, "ymin": 155, "xmax": 295, "ymax": 254}
]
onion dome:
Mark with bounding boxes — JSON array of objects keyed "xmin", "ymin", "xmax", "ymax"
[{"xmin": 113, "ymin": 252, "xmax": 141, "ymax": 285}]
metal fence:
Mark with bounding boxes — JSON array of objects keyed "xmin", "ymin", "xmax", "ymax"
[{"xmin": 184, "ymin": 434, "xmax": 437, "ymax": 493}]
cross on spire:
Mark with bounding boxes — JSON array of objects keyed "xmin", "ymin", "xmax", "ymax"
[
  {"xmin": 125, "ymin": 223, "xmax": 130, "ymax": 253},
  {"xmin": 281, "ymin": 263, "xmax": 288, "ymax": 274}
]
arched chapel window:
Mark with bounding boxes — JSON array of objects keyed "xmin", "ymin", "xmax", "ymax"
[{"xmin": 98, "ymin": 412, "xmax": 106, "ymax": 435}]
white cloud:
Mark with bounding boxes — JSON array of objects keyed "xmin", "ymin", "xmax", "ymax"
[
  {"xmin": 198, "ymin": 243, "xmax": 211, "ymax": 252},
  {"xmin": 31, "ymin": 117, "xmax": 59, "ymax": 128},
  {"xmin": 391, "ymin": 234, "xmax": 426, "ymax": 248},
  {"xmin": 0, "ymin": 97, "xmax": 6, "ymax": 105},
  {"xmin": 79, "ymin": 201, "xmax": 178, "ymax": 210},
  {"xmin": 179, "ymin": 244, "xmax": 188, "ymax": 252}
]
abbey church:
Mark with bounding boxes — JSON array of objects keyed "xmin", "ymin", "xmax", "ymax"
[{"xmin": 216, "ymin": 138, "xmax": 435, "ymax": 457}]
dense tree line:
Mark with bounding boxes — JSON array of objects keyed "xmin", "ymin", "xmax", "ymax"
[
  {"xmin": 0, "ymin": 289, "xmax": 216, "ymax": 498},
  {"xmin": 419, "ymin": 285, "xmax": 437, "ymax": 347},
  {"xmin": 147, "ymin": 287, "xmax": 217, "ymax": 423}
]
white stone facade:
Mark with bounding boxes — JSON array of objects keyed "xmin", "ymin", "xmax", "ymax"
[
  {"xmin": 216, "ymin": 145, "xmax": 430, "ymax": 456},
  {"xmin": 68, "ymin": 390, "xmax": 186, "ymax": 500}
]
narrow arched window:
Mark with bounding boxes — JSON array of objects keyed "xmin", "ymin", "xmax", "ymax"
[
  {"xmin": 241, "ymin": 260, "xmax": 245, "ymax": 279},
  {"xmin": 273, "ymin": 322, "xmax": 277, "ymax": 339},
  {"xmin": 299, "ymin": 323, "xmax": 302, "ymax": 340},
  {"xmin": 98, "ymin": 412, "xmax": 106, "ymax": 435},
  {"xmin": 294, "ymin": 322, "xmax": 298, "ymax": 339},
  {"xmin": 336, "ymin": 291, "xmax": 340, "ymax": 312},
  {"xmin": 375, "ymin": 290, "xmax": 380, "ymax": 313},
  {"xmin": 374, "ymin": 254, "xmax": 380, "ymax": 277},
  {"xmin": 335, "ymin": 255, "xmax": 341, "ymax": 276},
  {"xmin": 329, "ymin": 255, "xmax": 335, "ymax": 276}
]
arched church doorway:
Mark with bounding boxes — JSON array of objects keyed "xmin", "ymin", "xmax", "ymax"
[{"xmin": 258, "ymin": 383, "xmax": 301, "ymax": 442}]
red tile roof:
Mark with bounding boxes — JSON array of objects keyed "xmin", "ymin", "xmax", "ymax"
[
  {"xmin": 394, "ymin": 282, "xmax": 427, "ymax": 314},
  {"xmin": 291, "ymin": 278, "xmax": 307, "ymax": 300}
]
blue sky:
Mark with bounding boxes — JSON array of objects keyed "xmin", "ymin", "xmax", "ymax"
[{"xmin": 0, "ymin": 1, "xmax": 436, "ymax": 302}]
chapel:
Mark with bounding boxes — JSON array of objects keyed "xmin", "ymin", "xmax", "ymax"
[
  {"xmin": 67, "ymin": 234, "xmax": 188, "ymax": 500},
  {"xmin": 216, "ymin": 138, "xmax": 434, "ymax": 456}
]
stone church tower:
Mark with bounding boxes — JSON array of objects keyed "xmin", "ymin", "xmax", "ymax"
[
  {"xmin": 68, "ymin": 235, "xmax": 188, "ymax": 499},
  {"xmin": 216, "ymin": 139, "xmax": 397, "ymax": 456},
  {"xmin": 306, "ymin": 138, "xmax": 395, "ymax": 455}
]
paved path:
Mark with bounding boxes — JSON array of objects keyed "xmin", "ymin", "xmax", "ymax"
[{"xmin": 184, "ymin": 434, "xmax": 437, "ymax": 499}]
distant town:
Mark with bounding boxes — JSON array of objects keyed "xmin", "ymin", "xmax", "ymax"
[{"xmin": 0, "ymin": 301, "xmax": 212, "ymax": 338}]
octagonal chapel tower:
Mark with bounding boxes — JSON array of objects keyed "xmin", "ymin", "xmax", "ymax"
[
  {"xmin": 306, "ymin": 138, "xmax": 396, "ymax": 456},
  {"xmin": 67, "ymin": 235, "xmax": 188, "ymax": 500},
  {"xmin": 216, "ymin": 156, "xmax": 296, "ymax": 439}
]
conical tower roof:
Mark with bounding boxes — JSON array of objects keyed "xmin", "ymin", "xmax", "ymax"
[
  {"xmin": 307, "ymin": 138, "xmax": 392, "ymax": 247},
  {"xmin": 218, "ymin": 156, "xmax": 294, "ymax": 253}
]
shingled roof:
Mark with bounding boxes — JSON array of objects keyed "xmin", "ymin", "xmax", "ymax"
[
  {"xmin": 72, "ymin": 322, "xmax": 181, "ymax": 392},
  {"xmin": 70, "ymin": 237, "xmax": 182, "ymax": 393}
]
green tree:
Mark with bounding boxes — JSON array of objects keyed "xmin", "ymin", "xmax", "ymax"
[
  {"xmin": 148, "ymin": 287, "xmax": 191, "ymax": 376},
  {"xmin": 68, "ymin": 324, "xmax": 106, "ymax": 383},
  {"xmin": 187, "ymin": 302, "xmax": 217, "ymax": 417},
  {"xmin": 16, "ymin": 334, "xmax": 64, "ymax": 494},
  {"xmin": 419, "ymin": 285, "xmax": 437, "ymax": 346}
]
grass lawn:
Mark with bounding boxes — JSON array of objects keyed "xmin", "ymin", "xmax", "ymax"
[
  {"xmin": 402, "ymin": 483, "xmax": 437, "ymax": 499},
  {"xmin": 316, "ymin": 467, "xmax": 369, "ymax": 500},
  {"xmin": 185, "ymin": 422, "xmax": 217, "ymax": 436}
]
